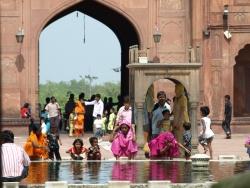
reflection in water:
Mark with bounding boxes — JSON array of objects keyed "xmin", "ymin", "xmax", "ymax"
[
  {"xmin": 20, "ymin": 161, "xmax": 250, "ymax": 185},
  {"xmin": 112, "ymin": 161, "xmax": 137, "ymax": 182},
  {"xmin": 71, "ymin": 162, "xmax": 85, "ymax": 181},
  {"xmin": 22, "ymin": 162, "xmax": 49, "ymax": 184},
  {"xmin": 149, "ymin": 161, "xmax": 181, "ymax": 183},
  {"xmin": 48, "ymin": 162, "xmax": 61, "ymax": 181}
]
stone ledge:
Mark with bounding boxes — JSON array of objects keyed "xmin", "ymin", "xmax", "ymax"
[
  {"xmin": 218, "ymin": 155, "xmax": 238, "ymax": 160},
  {"xmin": 11, "ymin": 182, "xmax": 217, "ymax": 188}
]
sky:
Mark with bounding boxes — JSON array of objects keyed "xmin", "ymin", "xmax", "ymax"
[{"xmin": 39, "ymin": 11, "xmax": 121, "ymax": 85}]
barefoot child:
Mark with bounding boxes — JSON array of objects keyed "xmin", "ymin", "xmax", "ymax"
[
  {"xmin": 107, "ymin": 107, "xmax": 116, "ymax": 134},
  {"xmin": 93, "ymin": 114, "xmax": 103, "ymax": 141},
  {"xmin": 87, "ymin": 137, "xmax": 101, "ymax": 160},
  {"xmin": 47, "ymin": 133, "xmax": 62, "ymax": 160},
  {"xmin": 183, "ymin": 122, "xmax": 192, "ymax": 160},
  {"xmin": 157, "ymin": 108, "xmax": 172, "ymax": 133},
  {"xmin": 111, "ymin": 120, "xmax": 138, "ymax": 160},
  {"xmin": 66, "ymin": 138, "xmax": 87, "ymax": 160},
  {"xmin": 68, "ymin": 112, "xmax": 76, "ymax": 137},
  {"xmin": 199, "ymin": 106, "xmax": 214, "ymax": 159}
]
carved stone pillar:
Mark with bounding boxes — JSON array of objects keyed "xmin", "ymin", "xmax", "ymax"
[
  {"xmin": 190, "ymin": 101, "xmax": 199, "ymax": 154},
  {"xmin": 135, "ymin": 102, "xmax": 145, "ymax": 149}
]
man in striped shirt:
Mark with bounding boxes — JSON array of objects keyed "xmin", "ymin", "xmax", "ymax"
[{"xmin": 0, "ymin": 130, "xmax": 30, "ymax": 182}]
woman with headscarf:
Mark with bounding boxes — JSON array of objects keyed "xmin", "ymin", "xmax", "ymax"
[
  {"xmin": 172, "ymin": 83, "xmax": 190, "ymax": 156},
  {"xmin": 74, "ymin": 93, "xmax": 85, "ymax": 137},
  {"xmin": 24, "ymin": 124, "xmax": 48, "ymax": 160},
  {"xmin": 111, "ymin": 119, "xmax": 138, "ymax": 160}
]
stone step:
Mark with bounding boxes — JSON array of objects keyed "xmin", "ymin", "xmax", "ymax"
[
  {"xmin": 2, "ymin": 182, "xmax": 19, "ymax": 188},
  {"xmin": 218, "ymin": 155, "xmax": 238, "ymax": 160},
  {"xmin": 45, "ymin": 181, "xmax": 68, "ymax": 188}
]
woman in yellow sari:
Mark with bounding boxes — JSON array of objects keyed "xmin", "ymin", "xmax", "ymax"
[
  {"xmin": 74, "ymin": 93, "xmax": 85, "ymax": 137},
  {"xmin": 24, "ymin": 123, "xmax": 48, "ymax": 160}
]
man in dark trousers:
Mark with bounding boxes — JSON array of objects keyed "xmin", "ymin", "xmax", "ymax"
[{"xmin": 222, "ymin": 95, "xmax": 232, "ymax": 139}]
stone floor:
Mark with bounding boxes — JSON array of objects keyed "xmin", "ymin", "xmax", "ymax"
[{"xmin": 3, "ymin": 126, "xmax": 250, "ymax": 160}]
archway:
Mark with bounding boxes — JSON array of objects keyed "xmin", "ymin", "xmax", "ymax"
[
  {"xmin": 234, "ymin": 44, "xmax": 250, "ymax": 117},
  {"xmin": 143, "ymin": 79, "xmax": 189, "ymax": 141},
  {"xmin": 40, "ymin": 0, "xmax": 140, "ymax": 97}
]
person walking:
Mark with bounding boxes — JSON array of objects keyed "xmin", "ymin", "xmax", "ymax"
[
  {"xmin": 199, "ymin": 106, "xmax": 214, "ymax": 159},
  {"xmin": 45, "ymin": 96, "xmax": 60, "ymax": 135},
  {"xmin": 222, "ymin": 95, "xmax": 232, "ymax": 139}
]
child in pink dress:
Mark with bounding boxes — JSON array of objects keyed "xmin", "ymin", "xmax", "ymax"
[
  {"xmin": 148, "ymin": 131, "xmax": 179, "ymax": 159},
  {"xmin": 111, "ymin": 120, "xmax": 138, "ymax": 159}
]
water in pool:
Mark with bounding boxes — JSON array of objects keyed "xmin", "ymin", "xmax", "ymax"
[{"xmin": 21, "ymin": 160, "xmax": 250, "ymax": 185}]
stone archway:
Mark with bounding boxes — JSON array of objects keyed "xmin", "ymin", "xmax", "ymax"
[
  {"xmin": 128, "ymin": 63, "xmax": 201, "ymax": 154},
  {"xmin": 234, "ymin": 44, "xmax": 250, "ymax": 117},
  {"xmin": 143, "ymin": 78, "xmax": 189, "ymax": 142},
  {"xmin": 31, "ymin": 0, "xmax": 143, "ymax": 117},
  {"xmin": 38, "ymin": 0, "xmax": 141, "ymax": 95}
]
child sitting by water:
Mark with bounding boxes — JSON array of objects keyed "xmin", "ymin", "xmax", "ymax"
[
  {"xmin": 87, "ymin": 137, "xmax": 101, "ymax": 160},
  {"xmin": 148, "ymin": 131, "xmax": 179, "ymax": 159},
  {"xmin": 111, "ymin": 120, "xmax": 138, "ymax": 160},
  {"xmin": 157, "ymin": 108, "xmax": 172, "ymax": 133},
  {"xmin": 66, "ymin": 138, "xmax": 87, "ymax": 160},
  {"xmin": 245, "ymin": 136, "xmax": 250, "ymax": 158}
]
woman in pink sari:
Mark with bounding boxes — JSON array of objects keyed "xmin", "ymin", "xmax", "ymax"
[
  {"xmin": 148, "ymin": 131, "xmax": 179, "ymax": 159},
  {"xmin": 111, "ymin": 120, "xmax": 138, "ymax": 159}
]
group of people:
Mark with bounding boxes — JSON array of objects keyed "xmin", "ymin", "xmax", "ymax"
[
  {"xmin": 143, "ymin": 86, "xmax": 193, "ymax": 160},
  {"xmin": 18, "ymin": 86, "xmax": 248, "ymax": 162}
]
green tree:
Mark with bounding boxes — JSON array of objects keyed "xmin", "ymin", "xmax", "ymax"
[{"xmin": 39, "ymin": 80, "xmax": 120, "ymax": 113}]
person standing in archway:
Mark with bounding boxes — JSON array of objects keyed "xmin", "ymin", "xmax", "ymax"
[
  {"xmin": 222, "ymin": 95, "xmax": 232, "ymax": 139},
  {"xmin": 151, "ymin": 91, "xmax": 171, "ymax": 139},
  {"xmin": 172, "ymin": 83, "xmax": 190, "ymax": 157}
]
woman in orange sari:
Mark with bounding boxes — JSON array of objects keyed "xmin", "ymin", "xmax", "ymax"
[
  {"xmin": 24, "ymin": 123, "xmax": 48, "ymax": 160},
  {"xmin": 74, "ymin": 93, "xmax": 85, "ymax": 137}
]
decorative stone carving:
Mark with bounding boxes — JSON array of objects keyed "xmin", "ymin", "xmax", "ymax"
[
  {"xmin": 1, "ymin": 56, "xmax": 19, "ymax": 86},
  {"xmin": 234, "ymin": 11, "xmax": 247, "ymax": 23},
  {"xmin": 122, "ymin": 0, "xmax": 148, "ymax": 8},
  {"xmin": 211, "ymin": 70, "xmax": 222, "ymax": 117},
  {"xmin": 0, "ymin": 0, "xmax": 17, "ymax": 10},
  {"xmin": 234, "ymin": 0, "xmax": 250, "ymax": 5},
  {"xmin": 31, "ymin": 1, "xmax": 50, "ymax": 10},
  {"xmin": 211, "ymin": 34, "xmax": 222, "ymax": 59},
  {"xmin": 161, "ymin": 20, "xmax": 184, "ymax": 52},
  {"xmin": 160, "ymin": 0, "xmax": 183, "ymax": 10},
  {"xmin": 1, "ymin": 18, "xmax": 19, "ymax": 49},
  {"xmin": 161, "ymin": 54, "xmax": 185, "ymax": 63}
]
